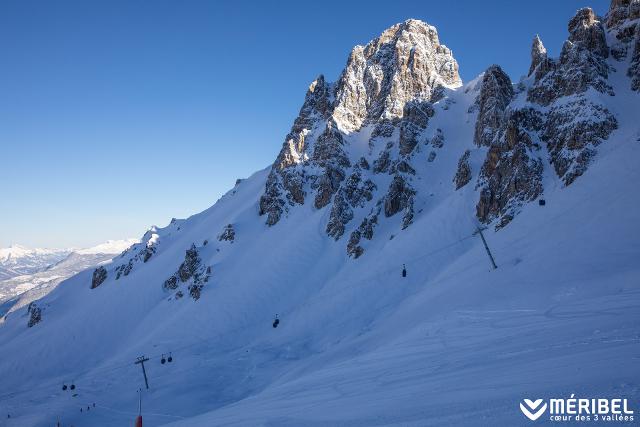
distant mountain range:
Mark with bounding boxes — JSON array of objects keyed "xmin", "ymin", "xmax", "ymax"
[
  {"xmin": 0, "ymin": 245, "xmax": 71, "ymax": 280},
  {"xmin": 0, "ymin": 239, "xmax": 137, "ymax": 317}
]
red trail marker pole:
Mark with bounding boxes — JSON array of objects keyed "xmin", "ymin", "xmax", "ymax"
[{"xmin": 135, "ymin": 388, "xmax": 143, "ymax": 427}]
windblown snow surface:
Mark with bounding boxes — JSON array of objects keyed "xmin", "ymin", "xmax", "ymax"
[{"xmin": 1, "ymin": 66, "xmax": 639, "ymax": 427}]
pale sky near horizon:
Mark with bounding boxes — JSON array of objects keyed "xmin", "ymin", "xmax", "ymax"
[{"xmin": 0, "ymin": 0, "xmax": 608, "ymax": 248}]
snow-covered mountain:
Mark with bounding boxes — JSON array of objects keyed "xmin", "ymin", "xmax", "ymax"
[
  {"xmin": 0, "ymin": 239, "xmax": 137, "ymax": 318},
  {"xmin": 1, "ymin": 2, "xmax": 639, "ymax": 426},
  {"xmin": 0, "ymin": 245, "xmax": 71, "ymax": 281},
  {"xmin": 0, "ymin": 240, "xmax": 137, "ymax": 282}
]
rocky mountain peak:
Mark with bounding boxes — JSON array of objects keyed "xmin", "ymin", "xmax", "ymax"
[
  {"xmin": 474, "ymin": 65, "xmax": 514, "ymax": 147},
  {"xmin": 259, "ymin": 5, "xmax": 630, "ymax": 253},
  {"xmin": 301, "ymin": 74, "xmax": 333, "ymax": 122},
  {"xmin": 332, "ymin": 19, "xmax": 461, "ymax": 132},
  {"xmin": 528, "ymin": 35, "xmax": 548, "ymax": 76},
  {"xmin": 604, "ymin": 0, "xmax": 640, "ymax": 91},
  {"xmin": 606, "ymin": 0, "xmax": 640, "ymax": 29},
  {"xmin": 566, "ymin": 7, "xmax": 609, "ymax": 58},
  {"xmin": 260, "ymin": 18, "xmax": 462, "ymax": 231}
]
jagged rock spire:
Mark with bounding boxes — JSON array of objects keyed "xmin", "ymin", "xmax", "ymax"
[
  {"xmin": 260, "ymin": 19, "xmax": 461, "ymax": 228},
  {"xmin": 275, "ymin": 74, "xmax": 332, "ymax": 171},
  {"xmin": 259, "ymin": 8, "xmax": 622, "ymax": 245},
  {"xmin": 567, "ymin": 8, "xmax": 609, "ymax": 58},
  {"xmin": 332, "ymin": 19, "xmax": 461, "ymax": 132},
  {"xmin": 529, "ymin": 7, "xmax": 613, "ymax": 106},
  {"xmin": 603, "ymin": 0, "xmax": 640, "ymax": 91},
  {"xmin": 474, "ymin": 65, "xmax": 513, "ymax": 147},
  {"xmin": 528, "ymin": 35, "xmax": 548, "ymax": 77},
  {"xmin": 606, "ymin": 0, "xmax": 640, "ymax": 29},
  {"xmin": 524, "ymin": 6, "xmax": 617, "ymax": 187}
]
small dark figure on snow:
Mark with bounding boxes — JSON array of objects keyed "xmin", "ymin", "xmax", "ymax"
[
  {"xmin": 272, "ymin": 315, "xmax": 280, "ymax": 328},
  {"xmin": 402, "ymin": 264, "xmax": 407, "ymax": 278}
]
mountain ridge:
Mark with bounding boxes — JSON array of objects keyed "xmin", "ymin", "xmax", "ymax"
[{"xmin": 260, "ymin": 1, "xmax": 638, "ymax": 257}]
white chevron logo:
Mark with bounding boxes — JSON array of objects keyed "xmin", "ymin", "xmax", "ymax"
[{"xmin": 520, "ymin": 398, "xmax": 547, "ymax": 421}]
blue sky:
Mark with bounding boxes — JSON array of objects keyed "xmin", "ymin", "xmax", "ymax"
[{"xmin": 0, "ymin": 0, "xmax": 607, "ymax": 248}]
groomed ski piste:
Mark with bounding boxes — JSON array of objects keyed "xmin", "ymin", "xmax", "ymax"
[{"xmin": 1, "ymin": 20, "xmax": 640, "ymax": 427}]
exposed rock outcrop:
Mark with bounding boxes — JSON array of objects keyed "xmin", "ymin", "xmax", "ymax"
[
  {"xmin": 114, "ymin": 229, "xmax": 159, "ymax": 280},
  {"xmin": 474, "ymin": 65, "xmax": 514, "ymax": 147},
  {"xmin": 115, "ymin": 260, "xmax": 133, "ymax": 280},
  {"xmin": 524, "ymin": 7, "xmax": 618, "ymax": 186},
  {"xmin": 476, "ymin": 109, "xmax": 544, "ymax": 227},
  {"xmin": 528, "ymin": 35, "xmax": 548, "ymax": 77},
  {"xmin": 399, "ymin": 101, "xmax": 434, "ymax": 156},
  {"xmin": 258, "ymin": 18, "xmax": 461, "ymax": 251},
  {"xmin": 613, "ymin": 0, "xmax": 640, "ymax": 92},
  {"xmin": 474, "ymin": 64, "xmax": 544, "ymax": 225},
  {"xmin": 373, "ymin": 150, "xmax": 392, "ymax": 174},
  {"xmin": 163, "ymin": 244, "xmax": 210, "ymax": 300},
  {"xmin": 257, "ymin": 8, "xmax": 627, "ymax": 252},
  {"xmin": 142, "ymin": 246, "xmax": 155, "ymax": 263},
  {"xmin": 258, "ymin": 75, "xmax": 334, "ymax": 225},
  {"xmin": 276, "ymin": 75, "xmax": 333, "ymax": 171},
  {"xmin": 313, "ymin": 124, "xmax": 351, "ymax": 168},
  {"xmin": 343, "ymin": 171, "xmax": 376, "ymax": 207},
  {"xmin": 326, "ymin": 191, "xmax": 353, "ymax": 240},
  {"xmin": 454, "ymin": 150, "xmax": 472, "ymax": 190},
  {"xmin": 528, "ymin": 8, "xmax": 612, "ymax": 106},
  {"xmin": 27, "ymin": 302, "xmax": 41, "ymax": 327},
  {"xmin": 346, "ymin": 214, "xmax": 379, "ymax": 258},
  {"xmin": 314, "ymin": 165, "xmax": 346, "ymax": 209},
  {"xmin": 430, "ymin": 128, "xmax": 444, "ymax": 148},
  {"xmin": 541, "ymin": 100, "xmax": 617, "ymax": 185},
  {"xmin": 91, "ymin": 266, "xmax": 107, "ymax": 289},
  {"xmin": 607, "ymin": 0, "xmax": 637, "ymax": 28},
  {"xmin": 346, "ymin": 230, "xmax": 364, "ymax": 259},
  {"xmin": 178, "ymin": 244, "xmax": 201, "ymax": 283},
  {"xmin": 384, "ymin": 175, "xmax": 416, "ymax": 230},
  {"xmin": 259, "ymin": 172, "xmax": 286, "ymax": 226},
  {"xmin": 163, "ymin": 275, "xmax": 178, "ymax": 290},
  {"xmin": 326, "ymin": 169, "xmax": 376, "ymax": 239},
  {"xmin": 568, "ymin": 8, "xmax": 609, "ymax": 58},
  {"xmin": 606, "ymin": 1, "xmax": 639, "ymax": 61},
  {"xmin": 218, "ymin": 224, "xmax": 235, "ymax": 242},
  {"xmin": 332, "ymin": 19, "xmax": 460, "ymax": 132}
]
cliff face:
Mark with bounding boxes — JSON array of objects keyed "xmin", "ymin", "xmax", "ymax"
[
  {"xmin": 259, "ymin": 19, "xmax": 462, "ymax": 255},
  {"xmin": 259, "ymin": 2, "xmax": 635, "ymax": 251},
  {"xmin": 332, "ymin": 19, "xmax": 461, "ymax": 132},
  {"xmin": 473, "ymin": 4, "xmax": 636, "ymax": 227}
]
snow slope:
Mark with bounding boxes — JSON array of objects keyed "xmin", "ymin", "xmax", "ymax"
[
  {"xmin": 0, "ymin": 74, "xmax": 637, "ymax": 426},
  {"xmin": 0, "ymin": 9, "xmax": 639, "ymax": 427}
]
